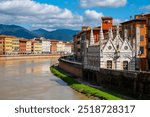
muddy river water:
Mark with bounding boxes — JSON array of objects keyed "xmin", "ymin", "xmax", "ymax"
[{"xmin": 0, "ymin": 58, "xmax": 89, "ymax": 100}]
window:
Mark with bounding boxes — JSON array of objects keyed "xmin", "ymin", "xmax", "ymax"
[
  {"xmin": 140, "ymin": 46, "xmax": 144, "ymax": 54},
  {"xmin": 107, "ymin": 60, "xmax": 112, "ymax": 69},
  {"xmin": 123, "ymin": 61, "xmax": 128, "ymax": 70},
  {"xmin": 140, "ymin": 35, "xmax": 144, "ymax": 41},
  {"xmin": 140, "ymin": 24, "xmax": 144, "ymax": 28}
]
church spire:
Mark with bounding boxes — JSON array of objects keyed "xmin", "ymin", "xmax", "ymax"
[
  {"xmin": 124, "ymin": 29, "xmax": 128, "ymax": 39},
  {"xmin": 99, "ymin": 23, "xmax": 104, "ymax": 47},
  {"xmin": 110, "ymin": 28, "xmax": 113, "ymax": 39},
  {"xmin": 90, "ymin": 27, "xmax": 94, "ymax": 45},
  {"xmin": 108, "ymin": 28, "xmax": 112, "ymax": 40},
  {"xmin": 116, "ymin": 25, "xmax": 120, "ymax": 36}
]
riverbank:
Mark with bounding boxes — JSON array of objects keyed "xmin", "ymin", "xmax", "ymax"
[
  {"xmin": 0, "ymin": 54, "xmax": 61, "ymax": 60},
  {"xmin": 50, "ymin": 65, "xmax": 123, "ymax": 100}
]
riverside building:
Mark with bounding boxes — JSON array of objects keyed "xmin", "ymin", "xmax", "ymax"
[
  {"xmin": 121, "ymin": 16, "xmax": 147, "ymax": 71},
  {"xmin": 0, "ymin": 36, "xmax": 4, "ymax": 55},
  {"xmin": 3, "ymin": 36, "xmax": 13, "ymax": 55},
  {"xmin": 26, "ymin": 41, "xmax": 32, "ymax": 54},
  {"xmin": 19, "ymin": 38, "xmax": 27, "ymax": 54},
  {"xmin": 64, "ymin": 42, "xmax": 73, "ymax": 54},
  {"xmin": 32, "ymin": 40, "xmax": 42, "ymax": 54},
  {"xmin": 50, "ymin": 40, "xmax": 59, "ymax": 54},
  {"xmin": 57, "ymin": 41, "xmax": 65, "ymax": 54},
  {"xmin": 12, "ymin": 37, "xmax": 19, "ymax": 55}
]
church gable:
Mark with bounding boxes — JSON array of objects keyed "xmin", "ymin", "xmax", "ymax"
[
  {"xmin": 112, "ymin": 35, "xmax": 123, "ymax": 50},
  {"xmin": 103, "ymin": 39, "xmax": 116, "ymax": 53},
  {"xmin": 120, "ymin": 39, "xmax": 132, "ymax": 52}
]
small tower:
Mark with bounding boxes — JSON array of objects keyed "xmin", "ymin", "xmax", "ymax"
[
  {"xmin": 90, "ymin": 27, "xmax": 94, "ymax": 45},
  {"xmin": 108, "ymin": 28, "xmax": 112, "ymax": 40}
]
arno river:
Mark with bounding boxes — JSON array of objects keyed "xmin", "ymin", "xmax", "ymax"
[{"xmin": 0, "ymin": 58, "xmax": 89, "ymax": 100}]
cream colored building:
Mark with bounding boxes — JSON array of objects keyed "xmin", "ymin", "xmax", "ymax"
[
  {"xmin": 64, "ymin": 42, "xmax": 73, "ymax": 54},
  {"xmin": 42, "ymin": 40, "xmax": 51, "ymax": 54},
  {"xmin": 32, "ymin": 41, "xmax": 42, "ymax": 54},
  {"xmin": 26, "ymin": 41, "xmax": 32, "ymax": 54},
  {"xmin": 57, "ymin": 41, "xmax": 65, "ymax": 53}
]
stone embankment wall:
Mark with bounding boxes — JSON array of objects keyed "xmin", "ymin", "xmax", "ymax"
[
  {"xmin": 0, "ymin": 55, "xmax": 60, "ymax": 60},
  {"xmin": 59, "ymin": 58, "xmax": 150, "ymax": 99},
  {"xmin": 58, "ymin": 58, "xmax": 83, "ymax": 78}
]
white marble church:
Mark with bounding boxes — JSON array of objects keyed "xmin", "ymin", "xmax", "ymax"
[{"xmin": 83, "ymin": 25, "xmax": 135, "ymax": 71}]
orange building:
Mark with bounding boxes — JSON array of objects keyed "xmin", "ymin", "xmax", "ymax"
[
  {"xmin": 19, "ymin": 38, "xmax": 27, "ymax": 54},
  {"xmin": 121, "ymin": 14, "xmax": 148, "ymax": 71},
  {"xmin": 50, "ymin": 40, "xmax": 59, "ymax": 54},
  {"xmin": 143, "ymin": 14, "xmax": 150, "ymax": 70}
]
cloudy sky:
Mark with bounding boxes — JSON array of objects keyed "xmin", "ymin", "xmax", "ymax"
[{"xmin": 0, "ymin": 0, "xmax": 149, "ymax": 31}]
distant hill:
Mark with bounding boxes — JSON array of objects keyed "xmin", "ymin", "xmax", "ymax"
[
  {"xmin": 0, "ymin": 24, "xmax": 79, "ymax": 41},
  {"xmin": 32, "ymin": 29, "xmax": 79, "ymax": 41},
  {"xmin": 0, "ymin": 24, "xmax": 37, "ymax": 39}
]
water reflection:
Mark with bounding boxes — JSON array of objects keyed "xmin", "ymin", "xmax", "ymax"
[{"xmin": 0, "ymin": 58, "xmax": 89, "ymax": 100}]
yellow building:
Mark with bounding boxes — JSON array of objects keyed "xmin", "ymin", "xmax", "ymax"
[
  {"xmin": 12, "ymin": 37, "xmax": 19, "ymax": 55},
  {"xmin": 4, "ymin": 37, "xmax": 13, "ymax": 55},
  {"xmin": 32, "ymin": 41, "xmax": 42, "ymax": 54},
  {"xmin": 26, "ymin": 41, "xmax": 31, "ymax": 54},
  {"xmin": 0, "ymin": 38, "xmax": 3, "ymax": 55}
]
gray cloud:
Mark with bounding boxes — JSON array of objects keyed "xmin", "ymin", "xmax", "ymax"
[{"xmin": 79, "ymin": 0, "xmax": 127, "ymax": 8}]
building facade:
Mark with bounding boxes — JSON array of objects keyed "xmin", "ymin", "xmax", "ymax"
[
  {"xmin": 32, "ymin": 41, "xmax": 42, "ymax": 54},
  {"xmin": 83, "ymin": 26, "xmax": 135, "ymax": 71},
  {"xmin": 50, "ymin": 40, "xmax": 58, "ymax": 54},
  {"xmin": 4, "ymin": 37, "xmax": 13, "ymax": 55},
  {"xmin": 145, "ymin": 14, "xmax": 150, "ymax": 70},
  {"xmin": 64, "ymin": 42, "xmax": 73, "ymax": 54},
  {"xmin": 12, "ymin": 37, "xmax": 19, "ymax": 55},
  {"xmin": 0, "ymin": 36, "xmax": 4, "ymax": 55},
  {"xmin": 57, "ymin": 41, "xmax": 65, "ymax": 54},
  {"xmin": 121, "ymin": 17, "xmax": 147, "ymax": 70},
  {"xmin": 42, "ymin": 40, "xmax": 51, "ymax": 54},
  {"xmin": 26, "ymin": 41, "xmax": 32, "ymax": 54},
  {"xmin": 19, "ymin": 38, "xmax": 27, "ymax": 54}
]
